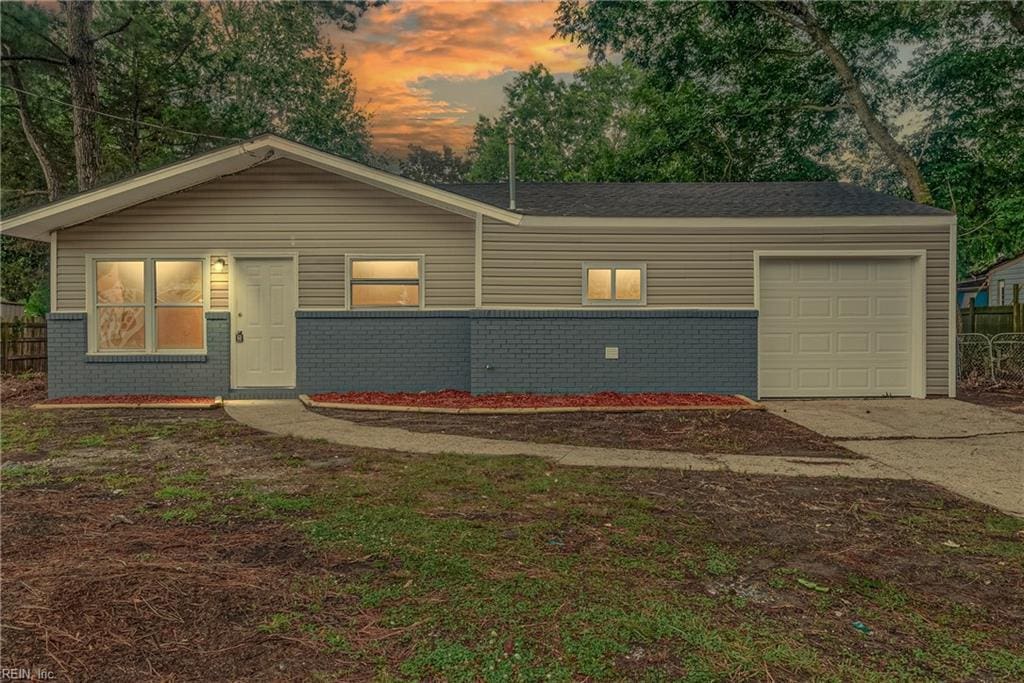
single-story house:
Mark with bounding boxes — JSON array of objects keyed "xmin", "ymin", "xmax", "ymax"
[
  {"xmin": 0, "ymin": 134, "xmax": 957, "ymax": 400},
  {"xmin": 957, "ymin": 275, "xmax": 989, "ymax": 308},
  {"xmin": 957, "ymin": 252, "xmax": 1024, "ymax": 308}
]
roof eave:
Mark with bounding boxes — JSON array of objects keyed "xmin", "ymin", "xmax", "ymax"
[
  {"xmin": 0, "ymin": 134, "xmax": 522, "ymax": 241},
  {"xmin": 514, "ymin": 214, "xmax": 955, "ymax": 228}
]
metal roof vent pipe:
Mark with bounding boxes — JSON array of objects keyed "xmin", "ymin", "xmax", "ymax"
[{"xmin": 507, "ymin": 134, "xmax": 516, "ymax": 211}]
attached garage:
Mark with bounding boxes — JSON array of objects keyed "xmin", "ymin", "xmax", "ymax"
[{"xmin": 757, "ymin": 252, "xmax": 926, "ymax": 398}]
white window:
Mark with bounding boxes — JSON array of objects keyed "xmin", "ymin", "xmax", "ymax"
[
  {"xmin": 998, "ymin": 279, "xmax": 1006, "ymax": 305},
  {"xmin": 348, "ymin": 256, "xmax": 423, "ymax": 308},
  {"xmin": 582, "ymin": 263, "xmax": 646, "ymax": 305},
  {"xmin": 90, "ymin": 258, "xmax": 206, "ymax": 353}
]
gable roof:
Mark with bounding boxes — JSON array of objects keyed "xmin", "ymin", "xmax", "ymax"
[
  {"xmin": 2, "ymin": 133, "xmax": 953, "ymax": 241},
  {"xmin": 0, "ymin": 134, "xmax": 523, "ymax": 241},
  {"xmin": 438, "ymin": 181, "xmax": 952, "ymax": 218}
]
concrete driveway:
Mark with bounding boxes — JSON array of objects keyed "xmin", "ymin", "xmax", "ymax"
[{"xmin": 767, "ymin": 399, "xmax": 1024, "ymax": 516}]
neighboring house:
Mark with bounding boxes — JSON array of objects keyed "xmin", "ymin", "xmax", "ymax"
[
  {"xmin": 957, "ymin": 276, "xmax": 989, "ymax": 308},
  {"xmin": 0, "ymin": 134, "xmax": 956, "ymax": 400},
  {"xmin": 957, "ymin": 253, "xmax": 1024, "ymax": 308}
]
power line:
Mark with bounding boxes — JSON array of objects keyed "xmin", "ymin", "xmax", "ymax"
[{"xmin": 0, "ymin": 83, "xmax": 246, "ymax": 142}]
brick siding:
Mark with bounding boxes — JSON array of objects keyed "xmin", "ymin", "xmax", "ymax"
[{"xmin": 46, "ymin": 312, "xmax": 230, "ymax": 398}]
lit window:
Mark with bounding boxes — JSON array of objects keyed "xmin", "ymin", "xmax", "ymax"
[
  {"xmin": 582, "ymin": 263, "xmax": 646, "ymax": 305},
  {"xmin": 155, "ymin": 261, "xmax": 204, "ymax": 349},
  {"xmin": 92, "ymin": 258, "xmax": 205, "ymax": 352},
  {"xmin": 350, "ymin": 258, "xmax": 422, "ymax": 307}
]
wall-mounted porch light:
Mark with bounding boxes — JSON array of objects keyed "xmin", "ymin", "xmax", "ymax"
[{"xmin": 212, "ymin": 258, "xmax": 226, "ymax": 273}]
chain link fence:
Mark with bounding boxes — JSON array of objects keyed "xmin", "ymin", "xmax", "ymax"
[{"xmin": 957, "ymin": 333, "xmax": 1024, "ymax": 387}]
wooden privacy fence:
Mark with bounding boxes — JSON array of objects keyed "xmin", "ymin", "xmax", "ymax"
[
  {"xmin": 960, "ymin": 284, "xmax": 1023, "ymax": 334},
  {"xmin": 1, "ymin": 318, "xmax": 47, "ymax": 374}
]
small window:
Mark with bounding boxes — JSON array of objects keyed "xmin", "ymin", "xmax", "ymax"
[
  {"xmin": 349, "ymin": 257, "xmax": 422, "ymax": 308},
  {"xmin": 95, "ymin": 260, "xmax": 146, "ymax": 350},
  {"xmin": 582, "ymin": 263, "xmax": 646, "ymax": 305},
  {"xmin": 155, "ymin": 260, "xmax": 204, "ymax": 349},
  {"xmin": 91, "ymin": 258, "xmax": 206, "ymax": 353},
  {"xmin": 998, "ymin": 279, "xmax": 1006, "ymax": 305}
]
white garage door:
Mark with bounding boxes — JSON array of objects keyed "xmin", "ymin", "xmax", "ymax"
[{"xmin": 759, "ymin": 256, "xmax": 918, "ymax": 398}]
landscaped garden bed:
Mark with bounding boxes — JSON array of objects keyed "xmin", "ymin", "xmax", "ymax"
[
  {"xmin": 34, "ymin": 394, "xmax": 221, "ymax": 410},
  {"xmin": 305, "ymin": 389, "xmax": 757, "ymax": 413},
  {"xmin": 312, "ymin": 404, "xmax": 856, "ymax": 457}
]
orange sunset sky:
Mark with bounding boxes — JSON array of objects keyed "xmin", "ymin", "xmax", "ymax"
[{"xmin": 326, "ymin": 0, "xmax": 590, "ymax": 154}]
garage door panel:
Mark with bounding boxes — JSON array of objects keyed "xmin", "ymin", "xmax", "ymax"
[
  {"xmin": 836, "ymin": 261, "xmax": 870, "ymax": 281},
  {"xmin": 760, "ymin": 260, "xmax": 794, "ymax": 282},
  {"xmin": 837, "ymin": 297, "xmax": 871, "ymax": 317},
  {"xmin": 876, "ymin": 332, "xmax": 910, "ymax": 353},
  {"xmin": 876, "ymin": 297, "xmax": 911, "ymax": 317},
  {"xmin": 837, "ymin": 332, "xmax": 870, "ymax": 353},
  {"xmin": 759, "ymin": 256, "xmax": 915, "ymax": 398},
  {"xmin": 797, "ymin": 333, "xmax": 832, "ymax": 353},
  {"xmin": 761, "ymin": 333, "xmax": 793, "ymax": 354},
  {"xmin": 836, "ymin": 368, "xmax": 870, "ymax": 388},
  {"xmin": 797, "ymin": 261, "xmax": 831, "ymax": 281},
  {"xmin": 798, "ymin": 298, "xmax": 832, "ymax": 317}
]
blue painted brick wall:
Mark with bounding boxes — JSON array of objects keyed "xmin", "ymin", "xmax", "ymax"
[
  {"xmin": 296, "ymin": 311, "xmax": 471, "ymax": 393},
  {"xmin": 46, "ymin": 312, "xmax": 230, "ymax": 399},
  {"xmin": 469, "ymin": 310, "xmax": 758, "ymax": 396},
  {"xmin": 48, "ymin": 309, "xmax": 757, "ymax": 398}
]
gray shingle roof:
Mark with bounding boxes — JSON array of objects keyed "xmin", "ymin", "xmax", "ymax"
[{"xmin": 436, "ymin": 181, "xmax": 951, "ymax": 218}]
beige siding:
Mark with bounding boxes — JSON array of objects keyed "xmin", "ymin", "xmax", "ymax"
[
  {"xmin": 482, "ymin": 219, "xmax": 952, "ymax": 395},
  {"xmin": 56, "ymin": 159, "xmax": 475, "ymax": 310}
]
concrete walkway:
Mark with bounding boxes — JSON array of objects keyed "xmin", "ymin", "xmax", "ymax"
[
  {"xmin": 225, "ymin": 399, "xmax": 906, "ymax": 480},
  {"xmin": 767, "ymin": 399, "xmax": 1024, "ymax": 517}
]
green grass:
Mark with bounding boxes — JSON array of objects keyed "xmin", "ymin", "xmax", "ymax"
[
  {"xmin": 1, "ymin": 464, "xmax": 52, "ymax": 488},
  {"xmin": 154, "ymin": 485, "xmax": 208, "ymax": 501},
  {"xmin": 103, "ymin": 472, "xmax": 144, "ymax": 491}
]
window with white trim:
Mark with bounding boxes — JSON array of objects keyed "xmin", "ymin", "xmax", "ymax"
[
  {"xmin": 349, "ymin": 257, "xmax": 423, "ymax": 307},
  {"xmin": 582, "ymin": 263, "xmax": 646, "ymax": 305},
  {"xmin": 91, "ymin": 258, "xmax": 205, "ymax": 352}
]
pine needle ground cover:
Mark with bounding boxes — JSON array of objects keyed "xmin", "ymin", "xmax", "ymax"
[{"xmin": 1, "ymin": 407, "xmax": 1021, "ymax": 681}]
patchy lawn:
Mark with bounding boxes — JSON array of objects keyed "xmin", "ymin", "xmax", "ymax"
[
  {"xmin": 958, "ymin": 386, "xmax": 1024, "ymax": 415},
  {"xmin": 1, "ymin": 408, "xmax": 1022, "ymax": 681},
  {"xmin": 313, "ymin": 407, "xmax": 856, "ymax": 458}
]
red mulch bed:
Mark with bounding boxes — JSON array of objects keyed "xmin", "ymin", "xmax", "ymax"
[
  {"xmin": 309, "ymin": 389, "xmax": 749, "ymax": 409},
  {"xmin": 41, "ymin": 395, "xmax": 215, "ymax": 405}
]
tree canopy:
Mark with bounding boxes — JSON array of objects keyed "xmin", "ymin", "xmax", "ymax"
[
  {"xmin": 1, "ymin": 0, "xmax": 379, "ymax": 303},
  {"xmin": 469, "ymin": 0, "xmax": 1022, "ymax": 276}
]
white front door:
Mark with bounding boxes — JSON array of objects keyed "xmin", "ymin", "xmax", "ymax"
[
  {"xmin": 233, "ymin": 258, "xmax": 296, "ymax": 388},
  {"xmin": 758, "ymin": 256, "xmax": 919, "ymax": 398}
]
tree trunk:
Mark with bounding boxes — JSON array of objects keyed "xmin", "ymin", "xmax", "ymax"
[
  {"xmin": 5, "ymin": 63, "xmax": 62, "ymax": 200},
  {"xmin": 64, "ymin": 0, "xmax": 102, "ymax": 191},
  {"xmin": 764, "ymin": 2, "xmax": 934, "ymax": 204}
]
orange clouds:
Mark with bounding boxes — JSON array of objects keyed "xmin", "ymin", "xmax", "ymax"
[{"xmin": 326, "ymin": 0, "xmax": 589, "ymax": 154}]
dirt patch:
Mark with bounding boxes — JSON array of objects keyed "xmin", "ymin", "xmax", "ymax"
[
  {"xmin": 309, "ymin": 389, "xmax": 751, "ymax": 409},
  {"xmin": 3, "ymin": 407, "xmax": 1023, "ymax": 680},
  {"xmin": 312, "ymin": 407, "xmax": 857, "ymax": 457},
  {"xmin": 958, "ymin": 386, "xmax": 1024, "ymax": 414},
  {"xmin": 1, "ymin": 372, "xmax": 47, "ymax": 407},
  {"xmin": 0, "ymin": 489, "xmax": 345, "ymax": 680},
  {"xmin": 39, "ymin": 394, "xmax": 217, "ymax": 405}
]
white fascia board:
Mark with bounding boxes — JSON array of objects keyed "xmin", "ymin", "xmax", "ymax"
[
  {"xmin": 0, "ymin": 142, "xmax": 271, "ymax": 241},
  {"xmin": 270, "ymin": 139, "xmax": 523, "ymax": 225},
  {"xmin": 1, "ymin": 134, "xmax": 522, "ymax": 241},
  {"xmin": 515, "ymin": 215, "xmax": 954, "ymax": 229}
]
